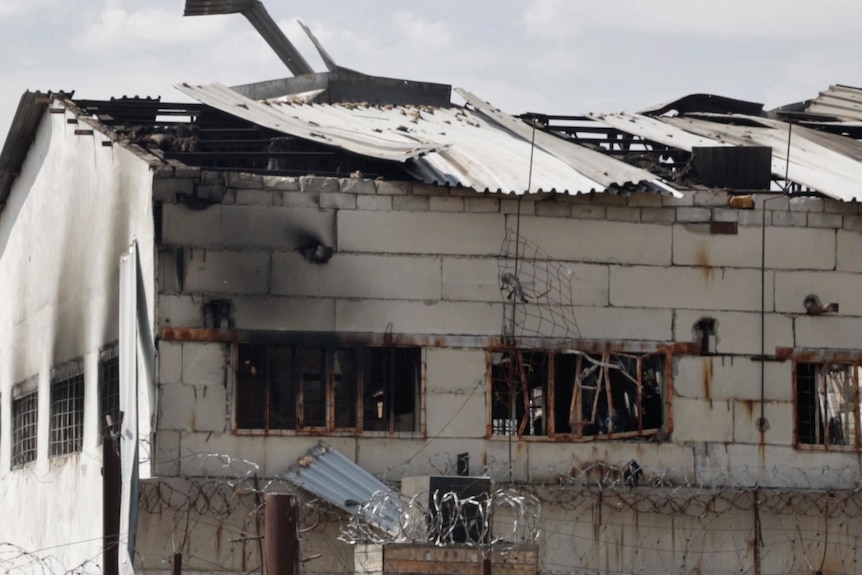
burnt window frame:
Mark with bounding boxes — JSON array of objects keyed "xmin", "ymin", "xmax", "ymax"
[
  {"xmin": 488, "ymin": 348, "xmax": 669, "ymax": 441},
  {"xmin": 49, "ymin": 362, "xmax": 85, "ymax": 457},
  {"xmin": 99, "ymin": 345, "xmax": 121, "ymax": 440},
  {"xmin": 12, "ymin": 381, "xmax": 39, "ymax": 469},
  {"xmin": 794, "ymin": 361, "xmax": 862, "ymax": 451},
  {"xmin": 233, "ymin": 342, "xmax": 423, "ymax": 436}
]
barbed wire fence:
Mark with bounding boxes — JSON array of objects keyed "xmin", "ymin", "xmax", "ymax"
[{"xmin": 5, "ymin": 449, "xmax": 862, "ymax": 574}]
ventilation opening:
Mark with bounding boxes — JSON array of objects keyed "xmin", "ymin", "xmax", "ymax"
[{"xmin": 693, "ymin": 318, "xmax": 718, "ymax": 355}]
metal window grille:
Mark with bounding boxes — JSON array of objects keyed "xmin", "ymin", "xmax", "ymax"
[
  {"xmin": 12, "ymin": 391, "xmax": 38, "ymax": 467},
  {"xmin": 50, "ymin": 373, "xmax": 85, "ymax": 456},
  {"xmin": 99, "ymin": 357, "xmax": 120, "ymax": 439}
]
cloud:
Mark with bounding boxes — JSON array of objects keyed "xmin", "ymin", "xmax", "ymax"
[
  {"xmin": 524, "ymin": 0, "xmax": 862, "ymax": 40},
  {"xmin": 75, "ymin": 1, "xmax": 228, "ymax": 52},
  {"xmin": 392, "ymin": 12, "xmax": 453, "ymax": 51}
]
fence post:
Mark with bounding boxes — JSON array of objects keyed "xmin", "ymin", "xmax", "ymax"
[{"xmin": 264, "ymin": 493, "xmax": 299, "ymax": 575}]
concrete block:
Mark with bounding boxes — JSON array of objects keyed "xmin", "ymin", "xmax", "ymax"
[
  {"xmin": 560, "ymin": 306, "xmax": 673, "ymax": 341},
  {"xmin": 662, "ymin": 193, "xmax": 694, "ymax": 207},
  {"xmin": 796, "ymin": 315, "xmax": 862, "ymax": 348},
  {"xmin": 672, "ymin": 225, "xmax": 836, "ymax": 270},
  {"xmin": 672, "ymin": 397, "xmax": 734, "ymax": 442},
  {"xmin": 676, "ymin": 207, "xmax": 711, "ymax": 222},
  {"xmin": 789, "ymin": 197, "xmax": 824, "ymax": 212},
  {"xmin": 218, "ymin": 188, "xmax": 234, "ymax": 204},
  {"xmin": 692, "ymin": 190, "xmax": 729, "ymax": 207},
  {"xmin": 627, "ymin": 193, "xmax": 664, "ymax": 207},
  {"xmin": 722, "ymin": 444, "xmax": 861, "ymax": 489},
  {"xmin": 823, "ymin": 199, "xmax": 860, "ymax": 214},
  {"xmin": 152, "ymin": 176, "xmax": 194, "ymax": 203},
  {"xmin": 319, "ymin": 192, "xmax": 356, "ymax": 210},
  {"xmin": 300, "ymin": 176, "xmax": 339, "ymax": 193},
  {"xmin": 517, "ymin": 217, "xmax": 672, "ymax": 265},
  {"xmin": 181, "ymin": 343, "xmax": 228, "ymax": 387},
  {"xmin": 737, "ymin": 209, "xmax": 766, "ymax": 226},
  {"xmin": 732, "ymin": 400, "xmax": 793, "ymax": 445},
  {"xmin": 158, "ymin": 341, "xmax": 183, "ymax": 385},
  {"xmin": 610, "ymin": 266, "xmax": 773, "ymax": 312},
  {"xmin": 412, "ymin": 183, "xmax": 448, "ymax": 196},
  {"xmin": 449, "ymin": 186, "xmax": 484, "ymax": 198},
  {"xmin": 674, "ymin": 356, "xmax": 792, "ymax": 401},
  {"xmin": 340, "ymin": 178, "xmax": 376, "ymax": 195},
  {"xmin": 770, "ymin": 210, "xmax": 807, "ymax": 227},
  {"xmin": 843, "ymin": 215, "xmax": 862, "ymax": 231},
  {"xmin": 226, "ymin": 173, "xmax": 263, "ymax": 189},
  {"xmin": 230, "ymin": 296, "xmax": 336, "ymax": 331},
  {"xmin": 158, "ymin": 248, "xmax": 182, "ymax": 293},
  {"xmin": 393, "ymin": 195, "xmax": 429, "ymax": 211},
  {"xmin": 836, "ymin": 230, "xmax": 862, "ymax": 272},
  {"xmin": 775, "ymin": 271, "xmax": 862, "ymax": 316},
  {"xmin": 711, "ymin": 208, "xmax": 738, "ymax": 223},
  {"xmin": 590, "ymin": 193, "xmax": 628, "ymax": 206},
  {"xmin": 640, "ymin": 207, "xmax": 675, "ymax": 224},
  {"xmin": 356, "ymin": 194, "xmax": 392, "ymax": 211},
  {"xmin": 336, "ymin": 300, "xmax": 504, "ymax": 335},
  {"xmin": 183, "ymin": 250, "xmax": 270, "ymax": 295},
  {"xmin": 673, "ymin": 309, "xmax": 793, "ymax": 356},
  {"xmin": 501, "ymin": 198, "xmax": 535, "ymax": 215},
  {"xmin": 272, "ymin": 252, "xmax": 442, "ymax": 300},
  {"xmin": 606, "ymin": 207, "xmax": 641, "ymax": 222},
  {"xmin": 338, "ymin": 211, "xmax": 505, "ymax": 256},
  {"xmin": 193, "ymin": 385, "xmax": 228, "ymax": 433},
  {"xmin": 754, "ymin": 195, "xmax": 789, "ymax": 211},
  {"xmin": 807, "ymin": 212, "xmax": 842, "ymax": 228},
  {"xmin": 159, "ymin": 383, "xmax": 198, "ymax": 432},
  {"xmin": 375, "ymin": 181, "xmax": 411, "ymax": 195},
  {"xmin": 262, "ymin": 175, "xmax": 300, "ymax": 191},
  {"xmin": 429, "ymin": 196, "xmax": 464, "ymax": 212},
  {"xmin": 159, "ymin": 295, "xmax": 202, "ymax": 328},
  {"xmin": 535, "ymin": 200, "xmax": 570, "ymax": 217},
  {"xmin": 424, "ymin": 349, "xmax": 487, "ymax": 438},
  {"xmin": 162, "ymin": 205, "xmax": 336, "ymax": 250},
  {"xmin": 152, "ymin": 430, "xmax": 181, "ymax": 476},
  {"xmin": 281, "ymin": 191, "xmax": 320, "ymax": 208},
  {"xmin": 570, "ymin": 204, "xmax": 607, "ymax": 220},
  {"xmin": 466, "ymin": 197, "xmax": 500, "ymax": 213},
  {"xmin": 235, "ymin": 189, "xmax": 274, "ymax": 206}
]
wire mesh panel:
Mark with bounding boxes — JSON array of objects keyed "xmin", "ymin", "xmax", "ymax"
[
  {"xmin": 12, "ymin": 391, "xmax": 38, "ymax": 467},
  {"xmin": 99, "ymin": 356, "xmax": 120, "ymax": 439},
  {"xmin": 50, "ymin": 372, "xmax": 85, "ymax": 456}
]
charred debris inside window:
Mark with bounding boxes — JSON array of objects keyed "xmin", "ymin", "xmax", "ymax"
[
  {"xmin": 796, "ymin": 362, "xmax": 861, "ymax": 450},
  {"xmin": 490, "ymin": 349, "xmax": 665, "ymax": 440},
  {"xmin": 236, "ymin": 343, "xmax": 421, "ymax": 434},
  {"xmin": 73, "ymin": 97, "xmax": 412, "ymax": 180}
]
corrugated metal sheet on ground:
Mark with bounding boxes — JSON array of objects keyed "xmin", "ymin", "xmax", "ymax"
[
  {"xmin": 177, "ymin": 82, "xmax": 676, "ymax": 196},
  {"xmin": 282, "ymin": 442, "xmax": 403, "ymax": 536}
]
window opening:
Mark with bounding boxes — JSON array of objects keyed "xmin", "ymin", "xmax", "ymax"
[
  {"xmin": 796, "ymin": 362, "xmax": 860, "ymax": 448},
  {"xmin": 236, "ymin": 344, "xmax": 420, "ymax": 433},
  {"xmin": 50, "ymin": 371, "xmax": 85, "ymax": 456},
  {"xmin": 491, "ymin": 350, "xmax": 665, "ymax": 439},
  {"xmin": 12, "ymin": 391, "xmax": 38, "ymax": 467},
  {"xmin": 694, "ymin": 318, "xmax": 717, "ymax": 355}
]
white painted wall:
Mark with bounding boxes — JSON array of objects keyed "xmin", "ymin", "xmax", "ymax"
[{"xmin": 0, "ymin": 101, "xmax": 156, "ymax": 572}]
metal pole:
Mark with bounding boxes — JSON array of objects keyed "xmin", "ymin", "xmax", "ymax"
[
  {"xmin": 171, "ymin": 553, "xmax": 183, "ymax": 575},
  {"xmin": 102, "ymin": 434, "xmax": 121, "ymax": 575},
  {"xmin": 264, "ymin": 493, "xmax": 299, "ymax": 575}
]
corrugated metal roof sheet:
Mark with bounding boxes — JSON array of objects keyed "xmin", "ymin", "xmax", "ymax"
[
  {"xmin": 586, "ymin": 111, "xmax": 732, "ymax": 151},
  {"xmin": 806, "ymin": 84, "xmax": 862, "ymax": 122},
  {"xmin": 282, "ymin": 442, "xmax": 402, "ymax": 536},
  {"xmin": 177, "ymin": 82, "xmax": 676, "ymax": 196},
  {"xmin": 662, "ymin": 115, "xmax": 862, "ymax": 202}
]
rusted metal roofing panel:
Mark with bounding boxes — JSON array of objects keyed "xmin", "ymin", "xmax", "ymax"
[
  {"xmin": 178, "ymin": 82, "xmax": 676, "ymax": 195},
  {"xmin": 283, "ymin": 442, "xmax": 402, "ymax": 536},
  {"xmin": 662, "ymin": 115, "xmax": 862, "ymax": 202}
]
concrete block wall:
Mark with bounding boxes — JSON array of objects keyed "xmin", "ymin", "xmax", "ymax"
[{"xmin": 151, "ymin": 174, "xmax": 862, "ymax": 489}]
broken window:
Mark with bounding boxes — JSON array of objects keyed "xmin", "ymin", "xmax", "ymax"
[
  {"xmin": 490, "ymin": 350, "xmax": 665, "ymax": 439},
  {"xmin": 796, "ymin": 363, "xmax": 860, "ymax": 449},
  {"xmin": 236, "ymin": 344, "xmax": 421, "ymax": 434},
  {"xmin": 12, "ymin": 390, "xmax": 38, "ymax": 468},
  {"xmin": 99, "ymin": 352, "xmax": 120, "ymax": 439},
  {"xmin": 50, "ymin": 371, "xmax": 85, "ymax": 456}
]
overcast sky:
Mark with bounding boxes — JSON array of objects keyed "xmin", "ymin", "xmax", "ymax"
[{"xmin": 1, "ymin": 0, "xmax": 861, "ymax": 141}]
